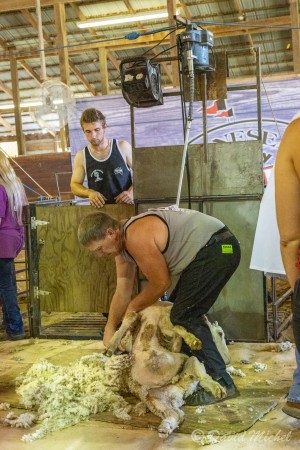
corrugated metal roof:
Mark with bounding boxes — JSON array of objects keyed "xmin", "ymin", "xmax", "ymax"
[{"xmin": 0, "ymin": 0, "xmax": 298, "ymax": 137}]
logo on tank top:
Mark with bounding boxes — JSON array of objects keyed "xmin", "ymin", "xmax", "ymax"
[
  {"xmin": 114, "ymin": 167, "xmax": 123, "ymax": 175},
  {"xmin": 91, "ymin": 169, "xmax": 103, "ymax": 182}
]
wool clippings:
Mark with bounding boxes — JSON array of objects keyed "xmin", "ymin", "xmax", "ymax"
[
  {"xmin": 252, "ymin": 362, "xmax": 267, "ymax": 373},
  {"xmin": 3, "ymin": 412, "xmax": 36, "ymax": 429},
  {"xmin": 226, "ymin": 365, "xmax": 246, "ymax": 377},
  {"xmin": 0, "ymin": 403, "xmax": 10, "ymax": 410},
  {"xmin": 15, "ymin": 353, "xmax": 133, "ymax": 441}
]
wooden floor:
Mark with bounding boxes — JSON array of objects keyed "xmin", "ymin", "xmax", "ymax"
[{"xmin": 1, "ymin": 338, "xmax": 300, "ymax": 450}]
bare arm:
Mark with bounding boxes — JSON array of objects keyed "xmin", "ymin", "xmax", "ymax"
[
  {"xmin": 70, "ymin": 150, "xmax": 106, "ymax": 208},
  {"xmin": 124, "ymin": 217, "xmax": 172, "ymax": 313},
  {"xmin": 114, "ymin": 140, "xmax": 134, "ymax": 204},
  {"xmin": 275, "ymin": 117, "xmax": 300, "ymax": 288},
  {"xmin": 103, "ymin": 255, "xmax": 136, "ymax": 347}
]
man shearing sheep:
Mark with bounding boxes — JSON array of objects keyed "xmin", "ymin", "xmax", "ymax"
[{"xmin": 78, "ymin": 207, "xmax": 241, "ymax": 405}]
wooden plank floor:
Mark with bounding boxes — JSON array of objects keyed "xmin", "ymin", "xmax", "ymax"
[{"xmin": 1, "ymin": 339, "xmax": 300, "ymax": 449}]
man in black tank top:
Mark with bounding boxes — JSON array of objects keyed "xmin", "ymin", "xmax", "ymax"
[{"xmin": 70, "ymin": 108, "xmax": 133, "ymax": 208}]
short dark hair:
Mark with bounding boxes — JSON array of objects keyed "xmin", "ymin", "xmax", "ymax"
[
  {"xmin": 80, "ymin": 108, "xmax": 106, "ymax": 129},
  {"xmin": 78, "ymin": 212, "xmax": 119, "ymax": 246}
]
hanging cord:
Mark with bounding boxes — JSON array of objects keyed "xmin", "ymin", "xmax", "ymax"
[
  {"xmin": 261, "ymin": 77, "xmax": 283, "ymax": 141},
  {"xmin": 22, "ymin": 183, "xmax": 46, "ymax": 199},
  {"xmin": 113, "ymin": 29, "xmax": 179, "ymax": 87},
  {"xmin": 2, "ymin": 149, "xmax": 53, "ymax": 198},
  {"xmin": 176, "ymin": 45, "xmax": 195, "ymax": 207}
]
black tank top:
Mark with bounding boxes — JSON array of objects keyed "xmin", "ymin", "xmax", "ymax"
[{"xmin": 84, "ymin": 139, "xmax": 132, "ymax": 203}]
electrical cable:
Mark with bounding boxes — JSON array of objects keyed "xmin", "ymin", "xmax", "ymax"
[
  {"xmin": 194, "ymin": 20, "xmax": 300, "ymax": 31},
  {"xmin": 261, "ymin": 77, "xmax": 283, "ymax": 140},
  {"xmin": 22, "ymin": 183, "xmax": 46, "ymax": 199},
  {"xmin": 1, "ymin": 149, "xmax": 52, "ymax": 198},
  {"xmin": 0, "ymin": 25, "xmax": 181, "ymax": 59},
  {"xmin": 176, "ymin": 43, "xmax": 195, "ymax": 207},
  {"xmin": 113, "ymin": 30, "xmax": 178, "ymax": 87},
  {"xmin": 1, "ymin": 18, "xmax": 298, "ymax": 59}
]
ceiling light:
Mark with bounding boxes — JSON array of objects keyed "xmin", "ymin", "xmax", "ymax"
[{"xmin": 77, "ymin": 11, "xmax": 171, "ymax": 29}]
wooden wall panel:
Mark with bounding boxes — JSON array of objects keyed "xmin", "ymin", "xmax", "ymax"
[
  {"xmin": 34, "ymin": 204, "xmax": 135, "ymax": 313},
  {"xmin": 12, "ymin": 152, "xmax": 73, "ymax": 201}
]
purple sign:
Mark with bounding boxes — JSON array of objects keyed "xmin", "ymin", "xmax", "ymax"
[{"xmin": 69, "ymin": 77, "xmax": 300, "ymax": 177}]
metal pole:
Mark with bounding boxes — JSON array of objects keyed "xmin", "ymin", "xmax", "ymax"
[
  {"xmin": 176, "ymin": 46, "xmax": 195, "ymax": 207},
  {"xmin": 255, "ymin": 47, "xmax": 262, "ymax": 141},
  {"xmin": 176, "ymin": 119, "xmax": 192, "ymax": 206},
  {"xmin": 201, "ymin": 73, "xmax": 208, "ymax": 163}
]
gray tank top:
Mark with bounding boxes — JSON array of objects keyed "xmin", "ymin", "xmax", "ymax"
[{"xmin": 121, "ymin": 208, "xmax": 224, "ymax": 276}]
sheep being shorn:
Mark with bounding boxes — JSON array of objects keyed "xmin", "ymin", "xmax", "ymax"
[
  {"xmin": 106, "ymin": 301, "xmax": 227, "ymax": 437},
  {"xmin": 16, "ymin": 302, "xmax": 228, "ymax": 441}
]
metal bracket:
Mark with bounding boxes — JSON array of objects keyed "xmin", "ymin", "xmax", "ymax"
[
  {"xmin": 31, "ymin": 217, "xmax": 49, "ymax": 229},
  {"xmin": 34, "ymin": 286, "xmax": 50, "ymax": 298}
]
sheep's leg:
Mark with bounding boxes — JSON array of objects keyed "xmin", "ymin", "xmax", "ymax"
[
  {"xmin": 145, "ymin": 391, "xmax": 184, "ymax": 438},
  {"xmin": 173, "ymin": 325, "xmax": 202, "ymax": 350},
  {"xmin": 128, "ymin": 376, "xmax": 183, "ymax": 438},
  {"xmin": 105, "ymin": 311, "xmax": 138, "ymax": 357},
  {"xmin": 178, "ymin": 356, "xmax": 227, "ymax": 399},
  {"xmin": 206, "ymin": 319, "xmax": 231, "ymax": 365}
]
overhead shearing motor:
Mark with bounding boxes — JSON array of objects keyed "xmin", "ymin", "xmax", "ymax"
[{"xmin": 177, "ymin": 25, "xmax": 214, "ymax": 75}]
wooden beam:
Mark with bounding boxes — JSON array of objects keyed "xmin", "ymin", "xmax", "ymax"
[
  {"xmin": 0, "ymin": 132, "xmax": 54, "ymax": 142},
  {"xmin": 21, "ymin": 9, "xmax": 53, "ymax": 46},
  {"xmin": 290, "ymin": 0, "xmax": 300, "ymax": 74},
  {"xmin": 152, "ymin": 48, "xmax": 173, "ymax": 83},
  {"xmin": 167, "ymin": 0, "xmax": 179, "ymax": 87},
  {"xmin": 0, "ymin": 15, "xmax": 292, "ymax": 64},
  {"xmin": 9, "ymin": 48, "xmax": 26, "ymax": 155},
  {"xmin": 28, "ymin": 111, "xmax": 56, "ymax": 137},
  {"xmin": 99, "ymin": 48, "xmax": 109, "ymax": 95},
  {"xmin": 0, "ymin": 80, "xmax": 13, "ymax": 98},
  {"xmin": 177, "ymin": 0, "xmax": 192, "ymax": 20},
  {"xmin": 19, "ymin": 60, "xmax": 42, "ymax": 84},
  {"xmin": 123, "ymin": 0, "xmax": 134, "ymax": 14},
  {"xmin": 0, "ymin": 36, "xmax": 10, "ymax": 52},
  {"xmin": 107, "ymin": 52, "xmax": 119, "ymax": 71},
  {"xmin": 0, "ymin": 116, "xmax": 15, "ymax": 133},
  {"xmin": 0, "ymin": 0, "xmax": 81, "ymax": 12},
  {"xmin": 54, "ymin": 3, "xmax": 70, "ymax": 148},
  {"xmin": 69, "ymin": 3, "xmax": 98, "ymax": 37},
  {"xmin": 69, "ymin": 61, "xmax": 97, "ymax": 96},
  {"xmin": 54, "ymin": 3, "xmax": 70, "ymax": 86},
  {"xmin": 232, "ymin": 0, "xmax": 254, "ymax": 48},
  {"xmin": 205, "ymin": 16, "xmax": 291, "ymax": 38}
]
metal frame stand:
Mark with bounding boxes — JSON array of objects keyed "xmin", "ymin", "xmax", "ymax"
[{"xmin": 266, "ymin": 272, "xmax": 293, "ymax": 341}]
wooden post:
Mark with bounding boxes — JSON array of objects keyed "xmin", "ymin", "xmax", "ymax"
[
  {"xmin": 54, "ymin": 2, "xmax": 70, "ymax": 86},
  {"xmin": 9, "ymin": 47, "xmax": 26, "ymax": 155},
  {"xmin": 54, "ymin": 2, "xmax": 70, "ymax": 148},
  {"xmin": 99, "ymin": 47, "xmax": 109, "ymax": 95},
  {"xmin": 290, "ymin": 0, "xmax": 300, "ymax": 74}
]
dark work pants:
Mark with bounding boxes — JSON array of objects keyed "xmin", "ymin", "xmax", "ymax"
[
  {"xmin": 0, "ymin": 258, "xmax": 24, "ymax": 336},
  {"xmin": 169, "ymin": 228, "xmax": 241, "ymax": 385},
  {"xmin": 293, "ymin": 279, "xmax": 300, "ymax": 353}
]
